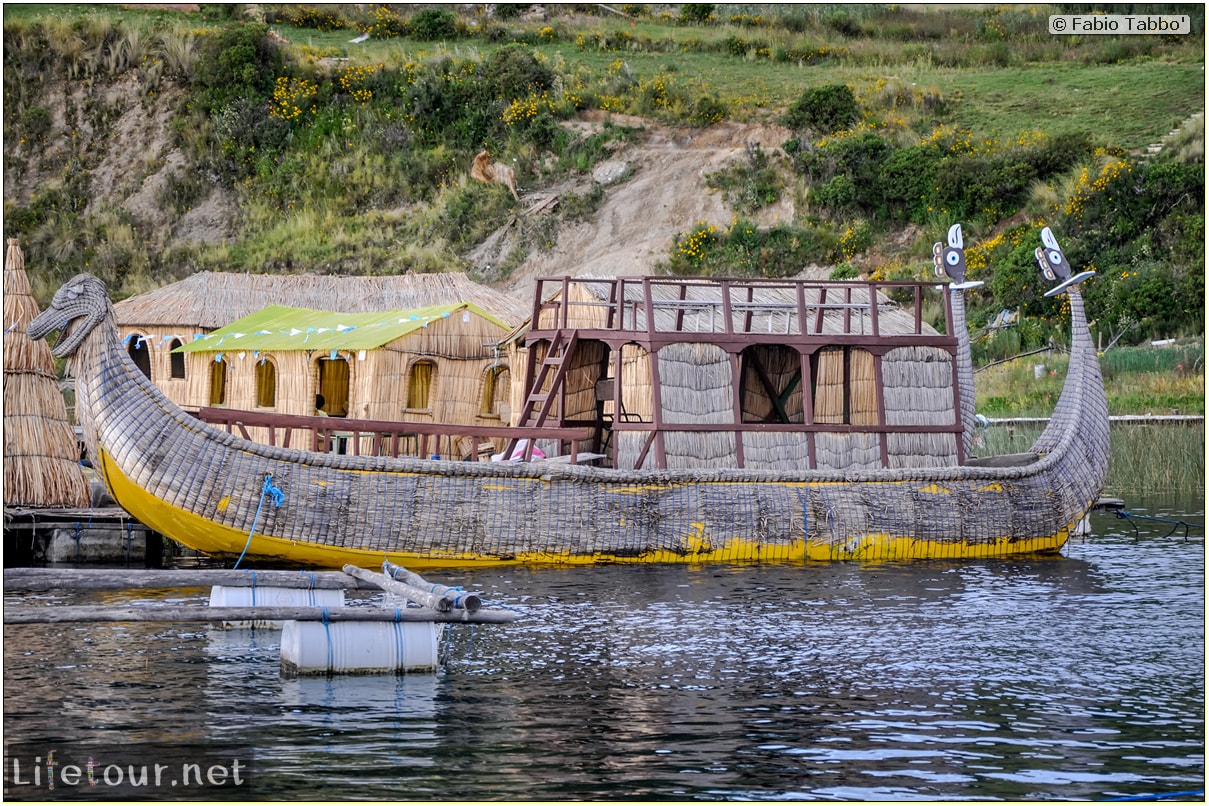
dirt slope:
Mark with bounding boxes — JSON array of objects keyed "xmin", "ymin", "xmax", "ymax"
[{"xmin": 483, "ymin": 115, "xmax": 802, "ymax": 298}]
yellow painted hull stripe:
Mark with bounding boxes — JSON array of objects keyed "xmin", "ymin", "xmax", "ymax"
[{"xmin": 99, "ymin": 449, "xmax": 1070, "ymax": 570}]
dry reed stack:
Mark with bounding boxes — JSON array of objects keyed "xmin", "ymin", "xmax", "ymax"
[{"xmin": 3, "ymin": 239, "xmax": 91, "ymax": 507}]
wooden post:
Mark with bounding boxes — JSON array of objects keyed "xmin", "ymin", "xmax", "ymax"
[
  {"xmin": 3, "ymin": 605, "xmax": 518, "ymax": 625},
  {"xmin": 3, "ymin": 567, "xmax": 378, "ymax": 592},
  {"xmin": 381, "ymin": 560, "xmax": 481, "ymax": 612},
  {"xmin": 343, "ymin": 564, "xmax": 481, "ymax": 613}
]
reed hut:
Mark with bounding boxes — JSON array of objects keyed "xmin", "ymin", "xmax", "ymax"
[
  {"xmin": 3, "ymin": 239, "xmax": 91, "ymax": 507},
  {"xmin": 510, "ymin": 276, "xmax": 961, "ymax": 472},
  {"xmin": 177, "ymin": 301, "xmax": 514, "ymax": 454},
  {"xmin": 113, "ymin": 272, "xmax": 528, "ymax": 409}
]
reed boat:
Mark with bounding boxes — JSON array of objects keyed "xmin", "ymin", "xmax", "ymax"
[{"xmin": 28, "ymin": 227, "xmax": 1109, "ymax": 568}]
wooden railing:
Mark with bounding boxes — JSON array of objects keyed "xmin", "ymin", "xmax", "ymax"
[
  {"xmin": 528, "ymin": 276, "xmax": 950, "ymax": 343},
  {"xmin": 195, "ymin": 407, "xmax": 594, "ymax": 463}
]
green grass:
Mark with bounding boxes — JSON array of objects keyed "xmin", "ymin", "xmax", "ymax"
[
  {"xmin": 975, "ymin": 339, "xmax": 1206, "ymax": 417},
  {"xmin": 6, "ymin": 4, "xmax": 1201, "ymax": 148},
  {"xmin": 978, "ymin": 421, "xmax": 1206, "ymax": 495},
  {"xmin": 938, "ymin": 63, "xmax": 1205, "ymax": 148}
]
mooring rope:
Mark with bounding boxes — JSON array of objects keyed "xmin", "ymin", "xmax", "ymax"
[
  {"xmin": 1114, "ymin": 509, "xmax": 1202, "ymax": 541},
  {"xmin": 321, "ymin": 607, "xmax": 334, "ymax": 673},
  {"xmin": 393, "ymin": 611, "xmax": 406, "ymax": 668},
  {"xmin": 233, "ymin": 473, "xmax": 285, "ymax": 570},
  {"xmin": 1109, "ymin": 789, "xmax": 1205, "ymax": 801}
]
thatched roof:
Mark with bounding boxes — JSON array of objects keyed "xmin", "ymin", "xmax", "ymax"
[
  {"xmin": 178, "ymin": 302, "xmax": 510, "ymax": 354},
  {"xmin": 3, "ymin": 239, "xmax": 91, "ymax": 507},
  {"xmin": 114, "ymin": 271, "xmax": 530, "ymax": 330}
]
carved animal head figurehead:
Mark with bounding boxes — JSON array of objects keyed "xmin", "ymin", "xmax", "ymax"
[
  {"xmin": 1035, "ymin": 227, "xmax": 1072, "ymax": 282},
  {"xmin": 932, "ymin": 223, "xmax": 967, "ymax": 283},
  {"xmin": 27, "ymin": 274, "xmax": 111, "ymax": 358}
]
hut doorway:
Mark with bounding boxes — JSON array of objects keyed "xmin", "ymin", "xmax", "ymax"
[
  {"xmin": 255, "ymin": 358, "xmax": 277, "ymax": 409},
  {"xmin": 128, "ymin": 334, "xmax": 151, "ymax": 380},
  {"xmin": 317, "ymin": 357, "xmax": 350, "ymax": 417},
  {"xmin": 739, "ymin": 344, "xmax": 804, "ymax": 424},
  {"xmin": 480, "ymin": 365, "xmax": 510, "ymax": 419},
  {"xmin": 208, "ymin": 358, "xmax": 227, "ymax": 406},
  {"xmin": 169, "ymin": 338, "xmax": 186, "ymax": 379},
  {"xmin": 406, "ymin": 359, "xmax": 435, "ymax": 412}
]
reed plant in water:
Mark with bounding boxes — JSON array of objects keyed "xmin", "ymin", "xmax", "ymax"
[{"xmin": 977, "ymin": 422, "xmax": 1205, "ymax": 496}]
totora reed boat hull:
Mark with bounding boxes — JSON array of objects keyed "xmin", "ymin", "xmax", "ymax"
[{"xmin": 29, "ymin": 242, "xmax": 1108, "ymax": 569}]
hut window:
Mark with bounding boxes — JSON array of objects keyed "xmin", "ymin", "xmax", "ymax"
[
  {"xmin": 317, "ymin": 357, "xmax": 350, "ymax": 417},
  {"xmin": 255, "ymin": 358, "xmax": 277, "ymax": 408},
  {"xmin": 128, "ymin": 333, "xmax": 152, "ymax": 380},
  {"xmin": 812, "ymin": 347, "xmax": 877, "ymax": 425},
  {"xmin": 739, "ymin": 345, "xmax": 804, "ymax": 424},
  {"xmin": 480, "ymin": 366, "xmax": 510, "ymax": 417},
  {"xmin": 407, "ymin": 360, "xmax": 435, "ymax": 410},
  {"xmin": 208, "ymin": 358, "xmax": 227, "ymax": 406},
  {"xmin": 169, "ymin": 339, "xmax": 186, "ymax": 380}
]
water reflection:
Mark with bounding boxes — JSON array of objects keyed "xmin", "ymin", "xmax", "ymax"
[{"xmin": 3, "ymin": 496, "xmax": 1203, "ymax": 801}]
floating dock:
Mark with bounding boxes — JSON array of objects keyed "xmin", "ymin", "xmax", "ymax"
[{"xmin": 4, "ymin": 565, "xmax": 519, "ymax": 676}]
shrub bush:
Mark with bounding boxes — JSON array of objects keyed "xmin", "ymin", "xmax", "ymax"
[
  {"xmin": 782, "ymin": 83, "xmax": 858, "ymax": 134},
  {"xmin": 193, "ymin": 22, "xmax": 281, "ymax": 113},
  {"xmin": 486, "ymin": 44, "xmax": 554, "ymax": 99},
  {"xmin": 679, "ymin": 4, "xmax": 715, "ymax": 24},
  {"xmin": 409, "ymin": 8, "xmax": 458, "ymax": 40}
]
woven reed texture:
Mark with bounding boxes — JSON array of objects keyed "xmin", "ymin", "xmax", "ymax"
[
  {"xmin": 657, "ymin": 343, "xmax": 734, "ymax": 425},
  {"xmin": 3, "ymin": 240, "xmax": 91, "ymax": 507},
  {"xmin": 950, "ymin": 290, "xmax": 978, "ymax": 458},
  {"xmin": 48, "ymin": 273, "xmax": 1109, "ymax": 564},
  {"xmin": 114, "ymin": 271, "xmax": 529, "ymax": 329}
]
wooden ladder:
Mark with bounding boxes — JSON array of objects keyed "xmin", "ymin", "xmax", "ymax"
[{"xmin": 506, "ymin": 330, "xmax": 579, "ymax": 460}]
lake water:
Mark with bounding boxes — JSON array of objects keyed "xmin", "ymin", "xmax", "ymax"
[{"xmin": 4, "ymin": 494, "xmax": 1204, "ymax": 801}]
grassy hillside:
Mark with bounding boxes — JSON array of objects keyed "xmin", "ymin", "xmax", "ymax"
[{"xmin": 3, "ymin": 2, "xmax": 1205, "ymax": 374}]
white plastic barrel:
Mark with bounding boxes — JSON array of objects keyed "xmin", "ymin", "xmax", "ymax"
[
  {"xmin": 279, "ymin": 620, "xmax": 443, "ymax": 675},
  {"xmin": 208, "ymin": 585, "xmax": 345, "ymax": 629}
]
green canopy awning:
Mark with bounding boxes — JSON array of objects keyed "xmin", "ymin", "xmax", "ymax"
[{"xmin": 176, "ymin": 302, "xmax": 508, "ymax": 354}]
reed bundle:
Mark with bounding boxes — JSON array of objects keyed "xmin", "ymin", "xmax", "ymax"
[
  {"xmin": 883, "ymin": 345, "xmax": 956, "ymax": 427},
  {"xmin": 813, "ymin": 347, "xmax": 847, "ymax": 424},
  {"xmin": 815, "ymin": 432, "xmax": 882, "ymax": 472},
  {"xmin": 657, "ymin": 343, "xmax": 734, "ymax": 424},
  {"xmin": 741, "ymin": 432, "xmax": 813, "ymax": 469},
  {"xmin": 3, "ymin": 239, "xmax": 91, "ymax": 507}
]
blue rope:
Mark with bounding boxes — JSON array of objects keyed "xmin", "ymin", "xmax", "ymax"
[
  {"xmin": 393, "ymin": 611, "xmax": 406, "ymax": 673},
  {"xmin": 233, "ymin": 473, "xmax": 285, "ymax": 570},
  {"xmin": 295, "ymin": 570, "xmax": 318, "ymax": 606},
  {"xmin": 1109, "ymin": 790, "xmax": 1204, "ymax": 801},
  {"xmin": 250, "ymin": 570, "xmax": 257, "ymax": 607},
  {"xmin": 321, "ymin": 607, "xmax": 334, "ymax": 674},
  {"xmin": 1115, "ymin": 509, "xmax": 1201, "ymax": 541}
]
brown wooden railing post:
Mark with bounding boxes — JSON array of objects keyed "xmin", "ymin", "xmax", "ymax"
[{"xmin": 869, "ymin": 281, "xmax": 880, "ymax": 338}]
